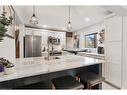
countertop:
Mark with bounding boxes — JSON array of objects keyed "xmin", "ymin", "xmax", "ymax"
[
  {"xmin": 0, "ymin": 55, "xmax": 104, "ymax": 82},
  {"xmin": 78, "ymin": 52, "xmax": 105, "ymax": 59}
]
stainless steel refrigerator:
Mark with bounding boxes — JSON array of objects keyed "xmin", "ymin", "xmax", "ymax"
[{"xmin": 24, "ymin": 35, "xmax": 42, "ymax": 58}]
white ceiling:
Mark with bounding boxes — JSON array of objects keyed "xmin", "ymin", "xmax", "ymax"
[{"xmin": 13, "ymin": 6, "xmax": 111, "ymax": 32}]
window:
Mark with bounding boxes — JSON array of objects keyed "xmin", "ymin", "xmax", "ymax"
[{"xmin": 85, "ymin": 33, "xmax": 97, "ymax": 48}]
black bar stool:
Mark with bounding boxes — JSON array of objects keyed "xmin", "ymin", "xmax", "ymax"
[
  {"xmin": 77, "ymin": 71, "xmax": 105, "ymax": 89},
  {"xmin": 52, "ymin": 75, "xmax": 84, "ymax": 89},
  {"xmin": 13, "ymin": 80, "xmax": 52, "ymax": 89}
]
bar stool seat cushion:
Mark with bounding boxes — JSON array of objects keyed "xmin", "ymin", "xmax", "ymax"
[
  {"xmin": 13, "ymin": 80, "xmax": 52, "ymax": 89},
  {"xmin": 78, "ymin": 71, "xmax": 105, "ymax": 85},
  {"xmin": 52, "ymin": 75, "xmax": 84, "ymax": 89}
]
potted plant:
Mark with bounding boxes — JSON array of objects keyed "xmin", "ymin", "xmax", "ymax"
[
  {"xmin": 0, "ymin": 58, "xmax": 4, "ymax": 76},
  {"xmin": 0, "ymin": 11, "xmax": 13, "ymax": 42},
  {"xmin": 0, "ymin": 58, "xmax": 14, "ymax": 75}
]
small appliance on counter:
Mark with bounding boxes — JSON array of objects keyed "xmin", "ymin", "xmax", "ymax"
[
  {"xmin": 49, "ymin": 50, "xmax": 62, "ymax": 56},
  {"xmin": 48, "ymin": 36, "xmax": 60, "ymax": 45},
  {"xmin": 97, "ymin": 46, "xmax": 104, "ymax": 54}
]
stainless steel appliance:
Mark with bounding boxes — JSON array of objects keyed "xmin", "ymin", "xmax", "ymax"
[
  {"xmin": 97, "ymin": 46, "xmax": 104, "ymax": 54},
  {"xmin": 24, "ymin": 35, "xmax": 42, "ymax": 58},
  {"xmin": 48, "ymin": 36, "xmax": 60, "ymax": 45}
]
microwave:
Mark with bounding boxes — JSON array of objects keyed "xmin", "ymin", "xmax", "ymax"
[
  {"xmin": 53, "ymin": 37, "xmax": 60, "ymax": 45},
  {"xmin": 48, "ymin": 36, "xmax": 60, "ymax": 45}
]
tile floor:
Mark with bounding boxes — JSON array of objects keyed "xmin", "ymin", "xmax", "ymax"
[{"xmin": 102, "ymin": 82, "xmax": 118, "ymax": 90}]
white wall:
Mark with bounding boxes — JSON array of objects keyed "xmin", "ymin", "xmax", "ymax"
[
  {"xmin": 74, "ymin": 22, "xmax": 105, "ymax": 49},
  {"xmin": 122, "ymin": 16, "xmax": 127, "ymax": 89},
  {"xmin": 0, "ymin": 6, "xmax": 22, "ymax": 61},
  {"xmin": 19, "ymin": 24, "xmax": 25, "ymax": 58},
  {"xmin": 66, "ymin": 37, "xmax": 74, "ymax": 49},
  {"xmin": 25, "ymin": 28, "xmax": 66, "ymax": 51},
  {"xmin": 0, "ymin": 37, "xmax": 15, "ymax": 61}
]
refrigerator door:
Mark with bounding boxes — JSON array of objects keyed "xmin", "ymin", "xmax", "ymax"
[
  {"xmin": 24, "ymin": 35, "xmax": 42, "ymax": 58},
  {"xmin": 33, "ymin": 36, "xmax": 42, "ymax": 57},
  {"xmin": 24, "ymin": 35, "xmax": 33, "ymax": 58}
]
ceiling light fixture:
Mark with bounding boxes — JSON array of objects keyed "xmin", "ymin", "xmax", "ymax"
[
  {"xmin": 67, "ymin": 5, "xmax": 72, "ymax": 32},
  {"xmin": 42, "ymin": 25, "xmax": 48, "ymax": 28},
  {"xmin": 85, "ymin": 18, "xmax": 90, "ymax": 22},
  {"xmin": 30, "ymin": 6, "xmax": 38, "ymax": 24}
]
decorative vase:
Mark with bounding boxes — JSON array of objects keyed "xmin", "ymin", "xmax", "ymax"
[
  {"xmin": 0, "ymin": 66, "xmax": 4, "ymax": 76},
  {"xmin": 4, "ymin": 67, "xmax": 14, "ymax": 75}
]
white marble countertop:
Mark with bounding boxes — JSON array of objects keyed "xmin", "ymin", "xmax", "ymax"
[
  {"xmin": 78, "ymin": 52, "xmax": 105, "ymax": 58},
  {"xmin": 0, "ymin": 55, "xmax": 104, "ymax": 82}
]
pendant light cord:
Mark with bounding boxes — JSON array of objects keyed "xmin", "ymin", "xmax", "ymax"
[
  {"xmin": 33, "ymin": 6, "xmax": 35, "ymax": 15},
  {"xmin": 3, "ymin": 6, "xmax": 6, "ymax": 14},
  {"xmin": 68, "ymin": 5, "xmax": 70, "ymax": 22}
]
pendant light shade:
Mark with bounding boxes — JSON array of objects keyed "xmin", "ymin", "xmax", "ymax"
[
  {"xmin": 30, "ymin": 6, "xmax": 38, "ymax": 24},
  {"xmin": 67, "ymin": 5, "xmax": 72, "ymax": 31},
  {"xmin": 67, "ymin": 21, "xmax": 72, "ymax": 31}
]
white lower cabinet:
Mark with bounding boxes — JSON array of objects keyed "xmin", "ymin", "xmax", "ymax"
[{"xmin": 105, "ymin": 61, "xmax": 121, "ymax": 87}]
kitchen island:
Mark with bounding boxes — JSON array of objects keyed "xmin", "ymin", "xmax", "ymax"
[
  {"xmin": 78, "ymin": 52, "xmax": 105, "ymax": 59},
  {"xmin": 0, "ymin": 55, "xmax": 104, "ymax": 89}
]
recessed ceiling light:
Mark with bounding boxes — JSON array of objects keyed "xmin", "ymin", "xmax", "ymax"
[
  {"xmin": 85, "ymin": 18, "xmax": 90, "ymax": 22},
  {"xmin": 42, "ymin": 25, "xmax": 48, "ymax": 28},
  {"xmin": 62, "ymin": 27, "xmax": 67, "ymax": 30}
]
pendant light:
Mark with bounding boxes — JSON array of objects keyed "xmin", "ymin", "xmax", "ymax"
[
  {"xmin": 30, "ymin": 6, "xmax": 38, "ymax": 24},
  {"xmin": 67, "ymin": 5, "xmax": 72, "ymax": 31}
]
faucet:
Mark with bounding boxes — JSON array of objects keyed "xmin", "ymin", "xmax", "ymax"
[
  {"xmin": 44, "ymin": 36, "xmax": 54, "ymax": 60},
  {"xmin": 44, "ymin": 36, "xmax": 59, "ymax": 60},
  {"xmin": 44, "ymin": 36, "xmax": 51, "ymax": 60}
]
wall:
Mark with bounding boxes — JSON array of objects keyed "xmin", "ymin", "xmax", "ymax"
[
  {"xmin": 19, "ymin": 24, "xmax": 25, "ymax": 58},
  {"xmin": 66, "ymin": 37, "xmax": 74, "ymax": 49},
  {"xmin": 74, "ymin": 22, "xmax": 105, "ymax": 49},
  {"xmin": 0, "ymin": 6, "xmax": 22, "ymax": 61},
  {"xmin": 24, "ymin": 28, "xmax": 66, "ymax": 51},
  {"xmin": 122, "ymin": 16, "xmax": 127, "ymax": 89},
  {"xmin": 0, "ymin": 37, "xmax": 15, "ymax": 61}
]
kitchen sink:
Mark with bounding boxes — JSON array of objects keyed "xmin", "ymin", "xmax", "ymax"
[
  {"xmin": 53, "ymin": 56, "xmax": 60, "ymax": 59},
  {"xmin": 44, "ymin": 56, "xmax": 60, "ymax": 60}
]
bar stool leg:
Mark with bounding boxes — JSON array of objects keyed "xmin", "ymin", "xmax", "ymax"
[
  {"xmin": 78, "ymin": 77, "xmax": 81, "ymax": 82},
  {"xmin": 89, "ymin": 83, "xmax": 92, "ymax": 89},
  {"xmin": 87, "ymin": 83, "xmax": 90, "ymax": 89},
  {"xmin": 75, "ymin": 76, "xmax": 79, "ymax": 81},
  {"xmin": 52, "ymin": 83, "xmax": 55, "ymax": 89}
]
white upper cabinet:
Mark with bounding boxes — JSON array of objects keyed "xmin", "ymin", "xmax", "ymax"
[{"xmin": 105, "ymin": 15, "xmax": 122, "ymax": 42}]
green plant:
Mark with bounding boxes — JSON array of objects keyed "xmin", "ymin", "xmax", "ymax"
[
  {"xmin": 0, "ymin": 12, "xmax": 13, "ymax": 42},
  {"xmin": 0, "ymin": 58, "xmax": 14, "ymax": 68}
]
